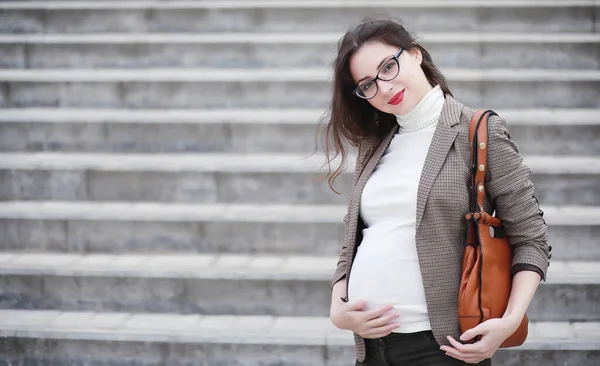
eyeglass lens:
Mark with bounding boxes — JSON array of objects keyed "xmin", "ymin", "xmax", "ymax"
[{"xmin": 357, "ymin": 58, "xmax": 399, "ymax": 99}]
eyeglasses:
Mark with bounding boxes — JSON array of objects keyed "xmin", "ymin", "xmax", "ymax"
[{"xmin": 353, "ymin": 48, "xmax": 404, "ymax": 100}]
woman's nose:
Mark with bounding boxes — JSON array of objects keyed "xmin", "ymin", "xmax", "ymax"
[{"xmin": 377, "ymin": 79, "xmax": 394, "ymax": 93}]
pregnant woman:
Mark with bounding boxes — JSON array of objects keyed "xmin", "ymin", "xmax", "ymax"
[{"xmin": 322, "ymin": 19, "xmax": 550, "ymax": 365}]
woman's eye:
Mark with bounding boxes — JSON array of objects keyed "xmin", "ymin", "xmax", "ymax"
[
  {"xmin": 384, "ymin": 62, "xmax": 394, "ymax": 72},
  {"xmin": 362, "ymin": 82, "xmax": 373, "ymax": 91}
]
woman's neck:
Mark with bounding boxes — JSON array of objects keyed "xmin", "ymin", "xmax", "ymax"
[{"xmin": 395, "ymin": 85, "xmax": 444, "ymax": 134}]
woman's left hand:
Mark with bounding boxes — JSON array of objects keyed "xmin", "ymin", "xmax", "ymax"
[{"xmin": 440, "ymin": 317, "xmax": 520, "ymax": 364}]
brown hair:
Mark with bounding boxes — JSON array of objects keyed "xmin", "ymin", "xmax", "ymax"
[{"xmin": 317, "ymin": 19, "xmax": 452, "ymax": 193}]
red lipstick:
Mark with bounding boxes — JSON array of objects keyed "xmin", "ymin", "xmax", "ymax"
[{"xmin": 388, "ymin": 90, "xmax": 405, "ymax": 105}]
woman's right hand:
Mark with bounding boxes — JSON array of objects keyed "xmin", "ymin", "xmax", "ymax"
[{"xmin": 330, "ymin": 299, "xmax": 401, "ymax": 338}]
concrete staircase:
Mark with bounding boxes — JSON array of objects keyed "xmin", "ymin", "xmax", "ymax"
[{"xmin": 0, "ymin": 1, "xmax": 599, "ymax": 365}]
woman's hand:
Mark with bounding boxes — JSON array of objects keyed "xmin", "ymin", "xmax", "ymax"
[
  {"xmin": 330, "ymin": 299, "xmax": 401, "ymax": 338},
  {"xmin": 440, "ymin": 317, "xmax": 520, "ymax": 364}
]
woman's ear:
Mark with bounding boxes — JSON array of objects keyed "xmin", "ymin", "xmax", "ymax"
[
  {"xmin": 414, "ymin": 49, "xmax": 423, "ymax": 65},
  {"xmin": 407, "ymin": 48, "xmax": 423, "ymax": 65}
]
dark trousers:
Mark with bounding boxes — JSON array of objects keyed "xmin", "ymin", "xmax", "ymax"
[{"xmin": 355, "ymin": 331, "xmax": 492, "ymax": 366}]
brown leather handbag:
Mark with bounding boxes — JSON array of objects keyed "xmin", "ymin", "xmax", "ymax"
[{"xmin": 457, "ymin": 110, "xmax": 528, "ymax": 348}]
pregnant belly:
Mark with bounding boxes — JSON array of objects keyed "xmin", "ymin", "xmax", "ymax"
[{"xmin": 347, "ymin": 225, "xmax": 428, "ymax": 312}]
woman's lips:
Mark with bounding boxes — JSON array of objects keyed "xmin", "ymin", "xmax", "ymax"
[{"xmin": 388, "ymin": 90, "xmax": 405, "ymax": 105}]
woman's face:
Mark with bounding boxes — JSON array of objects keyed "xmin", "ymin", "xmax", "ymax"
[{"xmin": 349, "ymin": 41, "xmax": 433, "ymax": 116}]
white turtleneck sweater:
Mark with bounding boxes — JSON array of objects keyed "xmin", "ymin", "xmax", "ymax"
[{"xmin": 347, "ymin": 85, "xmax": 445, "ymax": 333}]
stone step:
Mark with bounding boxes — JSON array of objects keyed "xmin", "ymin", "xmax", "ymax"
[
  {"xmin": 2, "ymin": 0, "xmax": 595, "ymax": 6},
  {"xmin": 1, "ymin": 33, "xmax": 598, "ymax": 69},
  {"xmin": 0, "ymin": 252, "xmax": 597, "ymax": 321},
  {"xmin": 3, "ymin": 107, "xmax": 598, "ymax": 124},
  {"xmin": 2, "ymin": 68, "xmax": 599, "ymax": 109},
  {"xmin": 0, "ymin": 202, "xmax": 598, "ymax": 261},
  {"xmin": 0, "ymin": 153, "xmax": 598, "ymax": 206},
  {"xmin": 4, "ymin": 32, "xmax": 600, "ymax": 44},
  {"xmin": 0, "ymin": 253, "xmax": 593, "ymax": 284},
  {"xmin": 1, "ymin": 108, "xmax": 599, "ymax": 155},
  {"xmin": 4, "ymin": 68, "xmax": 599, "ymax": 82},
  {"xmin": 2, "ymin": 0, "xmax": 595, "ymax": 7},
  {"xmin": 0, "ymin": 310, "xmax": 598, "ymax": 366},
  {"xmin": 0, "ymin": 1, "xmax": 596, "ymax": 34}
]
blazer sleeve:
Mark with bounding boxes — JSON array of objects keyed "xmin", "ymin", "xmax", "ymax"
[
  {"xmin": 331, "ymin": 212, "xmax": 350, "ymax": 290},
  {"xmin": 486, "ymin": 114, "xmax": 550, "ymax": 280},
  {"xmin": 331, "ymin": 142, "xmax": 369, "ymax": 290}
]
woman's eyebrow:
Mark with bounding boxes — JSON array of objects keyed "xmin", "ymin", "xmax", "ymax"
[{"xmin": 357, "ymin": 55, "xmax": 392, "ymax": 84}]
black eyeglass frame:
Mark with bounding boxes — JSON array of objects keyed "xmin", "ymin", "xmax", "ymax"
[{"xmin": 353, "ymin": 48, "xmax": 404, "ymax": 100}]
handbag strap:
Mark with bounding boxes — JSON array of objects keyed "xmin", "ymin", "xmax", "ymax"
[{"xmin": 468, "ymin": 110, "xmax": 497, "ymax": 213}]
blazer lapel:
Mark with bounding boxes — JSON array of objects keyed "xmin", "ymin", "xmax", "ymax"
[
  {"xmin": 343, "ymin": 124, "xmax": 398, "ymax": 281},
  {"xmin": 415, "ymin": 96, "xmax": 463, "ymax": 231},
  {"xmin": 354, "ymin": 125, "xmax": 399, "ymax": 197},
  {"xmin": 346, "ymin": 124, "xmax": 399, "ymax": 230}
]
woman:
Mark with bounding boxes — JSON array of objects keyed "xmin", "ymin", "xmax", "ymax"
[{"xmin": 322, "ymin": 20, "xmax": 550, "ymax": 365}]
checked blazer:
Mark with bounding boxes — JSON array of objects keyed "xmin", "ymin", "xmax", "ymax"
[{"xmin": 331, "ymin": 95, "xmax": 550, "ymax": 362}]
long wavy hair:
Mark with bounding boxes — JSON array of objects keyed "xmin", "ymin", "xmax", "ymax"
[{"xmin": 317, "ymin": 19, "xmax": 452, "ymax": 193}]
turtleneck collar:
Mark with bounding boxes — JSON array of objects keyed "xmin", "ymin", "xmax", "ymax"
[{"xmin": 395, "ymin": 85, "xmax": 445, "ymax": 134}]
